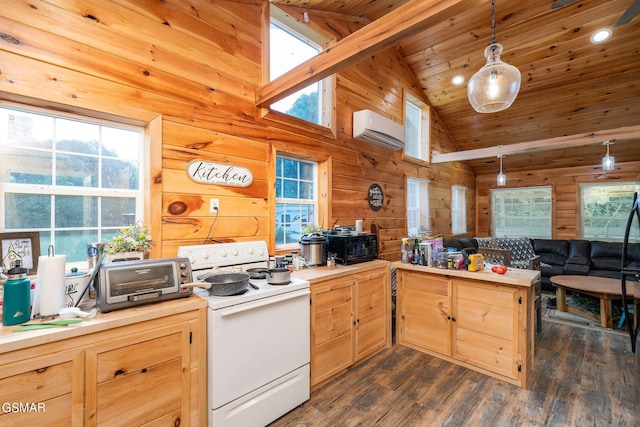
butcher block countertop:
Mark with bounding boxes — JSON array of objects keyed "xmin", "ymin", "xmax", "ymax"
[
  {"xmin": 292, "ymin": 259, "xmax": 391, "ymax": 284},
  {"xmin": 0, "ymin": 295, "xmax": 207, "ymax": 354},
  {"xmin": 392, "ymin": 261, "xmax": 540, "ymax": 287}
]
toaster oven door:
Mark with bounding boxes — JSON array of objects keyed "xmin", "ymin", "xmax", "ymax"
[{"xmin": 105, "ymin": 263, "xmax": 179, "ymax": 304}]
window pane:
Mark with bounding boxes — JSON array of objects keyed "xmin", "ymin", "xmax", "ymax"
[
  {"xmin": 582, "ymin": 183, "xmax": 640, "ymax": 241},
  {"xmin": 55, "ymin": 230, "xmax": 98, "ymax": 262},
  {"xmin": 56, "ymin": 118, "xmax": 99, "ymax": 154},
  {"xmin": 452, "ymin": 186, "xmax": 467, "ymax": 235},
  {"xmin": 282, "ymin": 158, "xmax": 298, "ymax": 178},
  {"xmin": 102, "ymin": 126, "xmax": 140, "ymax": 162},
  {"xmin": 492, "ymin": 187, "xmax": 552, "ymax": 238},
  {"xmin": 103, "ymin": 158, "xmax": 139, "ymax": 189},
  {"xmin": 5, "ymin": 194, "xmax": 51, "ymax": 229},
  {"xmin": 283, "ymin": 179, "xmax": 298, "ymax": 198},
  {"xmin": 270, "ymin": 20, "xmax": 323, "ymax": 125},
  {"xmin": 0, "ymin": 146, "xmax": 53, "ymax": 185},
  {"xmin": 56, "ymin": 154, "xmax": 98, "ymax": 187},
  {"xmin": 405, "ymin": 101, "xmax": 421, "ymax": 158},
  {"xmin": 55, "ymin": 196, "xmax": 98, "ymax": 228},
  {"xmin": 407, "ymin": 177, "xmax": 429, "ymax": 236},
  {"xmin": 102, "ymin": 197, "xmax": 137, "ymax": 227},
  {"xmin": 1, "ymin": 109, "xmax": 53, "ymax": 149}
]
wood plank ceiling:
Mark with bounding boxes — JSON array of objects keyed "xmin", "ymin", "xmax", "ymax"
[{"xmin": 270, "ymin": 0, "xmax": 640, "ymax": 176}]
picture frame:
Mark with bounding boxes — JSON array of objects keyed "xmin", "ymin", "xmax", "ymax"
[{"xmin": 0, "ymin": 232, "xmax": 41, "ymax": 275}]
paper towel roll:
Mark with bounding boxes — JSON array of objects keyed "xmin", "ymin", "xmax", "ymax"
[
  {"xmin": 36, "ymin": 254, "xmax": 67, "ymax": 316},
  {"xmin": 355, "ymin": 219, "xmax": 363, "ymax": 234}
]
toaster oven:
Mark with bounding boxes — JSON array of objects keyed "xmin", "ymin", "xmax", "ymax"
[{"xmin": 96, "ymin": 258, "xmax": 193, "ymax": 312}]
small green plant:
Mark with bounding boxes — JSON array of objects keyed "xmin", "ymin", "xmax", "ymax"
[{"xmin": 303, "ymin": 223, "xmax": 323, "ymax": 235}]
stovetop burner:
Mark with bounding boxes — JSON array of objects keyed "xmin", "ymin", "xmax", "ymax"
[
  {"xmin": 268, "ymin": 280, "xmax": 292, "ymax": 286},
  {"xmin": 219, "ymin": 288, "xmax": 249, "ymax": 296}
]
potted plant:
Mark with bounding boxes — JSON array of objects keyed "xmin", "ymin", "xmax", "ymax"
[{"xmin": 104, "ymin": 221, "xmax": 153, "ymax": 262}]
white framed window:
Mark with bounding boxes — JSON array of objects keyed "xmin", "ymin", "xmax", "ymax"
[
  {"xmin": 451, "ymin": 185, "xmax": 467, "ymax": 235},
  {"xmin": 492, "ymin": 187, "xmax": 552, "ymax": 238},
  {"xmin": 269, "ymin": 7, "xmax": 333, "ymax": 128},
  {"xmin": 406, "ymin": 177, "xmax": 430, "ymax": 236},
  {"xmin": 404, "ymin": 94, "xmax": 430, "ymax": 162},
  {"xmin": 581, "ymin": 182, "xmax": 640, "ymax": 242},
  {"xmin": 0, "ymin": 102, "xmax": 145, "ymax": 262},
  {"xmin": 275, "ymin": 154, "xmax": 318, "ymax": 249}
]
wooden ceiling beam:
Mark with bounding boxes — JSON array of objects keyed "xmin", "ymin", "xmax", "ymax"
[
  {"xmin": 256, "ymin": 0, "xmax": 482, "ymax": 108},
  {"xmin": 431, "ymin": 125, "xmax": 640, "ymax": 163}
]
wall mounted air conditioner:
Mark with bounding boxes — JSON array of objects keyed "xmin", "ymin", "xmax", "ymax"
[{"xmin": 352, "ymin": 109, "xmax": 405, "ymax": 151}]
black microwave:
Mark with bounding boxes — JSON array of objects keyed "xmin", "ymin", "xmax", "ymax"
[{"xmin": 325, "ymin": 233, "xmax": 378, "ymax": 265}]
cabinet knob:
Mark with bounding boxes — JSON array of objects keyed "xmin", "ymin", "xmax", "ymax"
[{"xmin": 114, "ymin": 369, "xmax": 126, "ymax": 378}]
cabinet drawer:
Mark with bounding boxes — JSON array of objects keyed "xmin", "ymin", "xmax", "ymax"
[
  {"xmin": 0, "ymin": 361, "xmax": 73, "ymax": 403},
  {"xmin": 96, "ymin": 331, "xmax": 182, "ymax": 383},
  {"xmin": 97, "ymin": 358, "xmax": 183, "ymax": 426},
  {"xmin": 0, "ymin": 393, "xmax": 73, "ymax": 427}
]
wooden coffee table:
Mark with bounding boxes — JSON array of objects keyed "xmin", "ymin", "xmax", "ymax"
[{"xmin": 550, "ymin": 275, "xmax": 623, "ymax": 328}]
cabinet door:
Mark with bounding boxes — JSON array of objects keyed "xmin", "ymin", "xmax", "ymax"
[
  {"xmin": 397, "ymin": 271, "xmax": 450, "ymax": 355},
  {"xmin": 310, "ymin": 277, "xmax": 355, "ymax": 387},
  {"xmin": 0, "ymin": 348, "xmax": 84, "ymax": 426},
  {"xmin": 85, "ymin": 323, "xmax": 191, "ymax": 427},
  {"xmin": 354, "ymin": 267, "xmax": 390, "ymax": 361},
  {"xmin": 452, "ymin": 279, "xmax": 520, "ymax": 380}
]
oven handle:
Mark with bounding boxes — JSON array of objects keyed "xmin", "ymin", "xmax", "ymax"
[{"xmin": 219, "ymin": 288, "xmax": 310, "ymax": 317}]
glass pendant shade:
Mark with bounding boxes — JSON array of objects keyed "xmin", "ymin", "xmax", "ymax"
[
  {"xmin": 497, "ymin": 155, "xmax": 506, "ymax": 186},
  {"xmin": 497, "ymin": 171, "xmax": 507, "ymax": 186},
  {"xmin": 468, "ymin": 43, "xmax": 521, "ymax": 113},
  {"xmin": 601, "ymin": 142, "xmax": 615, "ymax": 171}
]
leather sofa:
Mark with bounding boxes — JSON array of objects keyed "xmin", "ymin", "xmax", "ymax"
[
  {"xmin": 444, "ymin": 237, "xmax": 640, "ymax": 292},
  {"xmin": 532, "ymin": 239, "xmax": 640, "ymax": 291}
]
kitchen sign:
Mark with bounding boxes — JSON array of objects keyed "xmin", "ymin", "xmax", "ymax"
[
  {"xmin": 368, "ymin": 183, "xmax": 384, "ymax": 211},
  {"xmin": 187, "ymin": 160, "xmax": 253, "ymax": 187}
]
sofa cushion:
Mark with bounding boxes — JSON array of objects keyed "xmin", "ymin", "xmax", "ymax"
[
  {"xmin": 564, "ymin": 263, "xmax": 590, "ymax": 275},
  {"xmin": 590, "ymin": 241, "xmax": 623, "ymax": 271},
  {"xmin": 566, "ymin": 239, "xmax": 591, "ymax": 266},
  {"xmin": 533, "ymin": 239, "xmax": 569, "ymax": 266}
]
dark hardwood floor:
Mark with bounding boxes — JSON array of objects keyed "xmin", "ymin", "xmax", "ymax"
[{"xmin": 270, "ymin": 319, "xmax": 639, "ymax": 426}]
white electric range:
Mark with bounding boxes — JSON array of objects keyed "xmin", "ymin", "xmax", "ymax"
[{"xmin": 178, "ymin": 241, "xmax": 310, "ymax": 427}]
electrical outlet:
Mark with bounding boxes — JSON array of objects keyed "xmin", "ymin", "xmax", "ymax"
[{"xmin": 210, "ymin": 198, "xmax": 220, "ymax": 213}]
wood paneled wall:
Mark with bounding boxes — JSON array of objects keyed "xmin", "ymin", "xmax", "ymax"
[
  {"xmin": 0, "ymin": 0, "xmax": 475, "ymax": 261},
  {"xmin": 476, "ymin": 162, "xmax": 640, "ymax": 239}
]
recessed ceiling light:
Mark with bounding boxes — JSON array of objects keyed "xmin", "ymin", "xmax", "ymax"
[
  {"xmin": 590, "ymin": 28, "xmax": 612, "ymax": 43},
  {"xmin": 451, "ymin": 75, "xmax": 465, "ymax": 86}
]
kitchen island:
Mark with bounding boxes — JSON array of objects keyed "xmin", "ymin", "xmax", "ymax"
[
  {"xmin": 0, "ymin": 296, "xmax": 207, "ymax": 426},
  {"xmin": 393, "ymin": 262, "xmax": 540, "ymax": 389}
]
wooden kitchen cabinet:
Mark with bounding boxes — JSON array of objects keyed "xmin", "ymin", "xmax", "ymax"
[
  {"xmin": 309, "ymin": 264, "xmax": 391, "ymax": 388},
  {"xmin": 395, "ymin": 265, "xmax": 536, "ymax": 388},
  {"xmin": 354, "ymin": 268, "xmax": 391, "ymax": 361},
  {"xmin": 397, "ymin": 271, "xmax": 450, "ymax": 355},
  {"xmin": 0, "ymin": 347, "xmax": 84, "ymax": 426},
  {"xmin": 0, "ymin": 298, "xmax": 207, "ymax": 426},
  {"xmin": 310, "ymin": 275, "xmax": 355, "ymax": 387}
]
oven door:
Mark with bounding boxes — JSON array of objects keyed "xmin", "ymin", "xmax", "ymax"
[{"xmin": 208, "ymin": 288, "xmax": 310, "ymax": 419}]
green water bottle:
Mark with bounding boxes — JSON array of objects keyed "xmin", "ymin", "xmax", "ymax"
[{"xmin": 2, "ymin": 267, "xmax": 31, "ymax": 326}]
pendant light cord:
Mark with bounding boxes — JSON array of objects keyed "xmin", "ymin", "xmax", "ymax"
[{"xmin": 490, "ymin": 0, "xmax": 497, "ymax": 61}]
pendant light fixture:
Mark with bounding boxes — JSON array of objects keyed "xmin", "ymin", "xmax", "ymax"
[
  {"xmin": 602, "ymin": 140, "xmax": 615, "ymax": 171},
  {"xmin": 468, "ymin": 0, "xmax": 521, "ymax": 113},
  {"xmin": 497, "ymin": 154, "xmax": 506, "ymax": 186}
]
